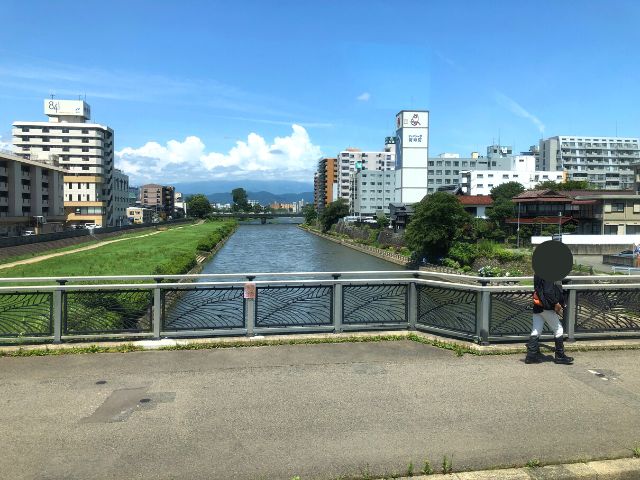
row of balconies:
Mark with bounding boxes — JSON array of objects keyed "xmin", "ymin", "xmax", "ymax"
[
  {"xmin": 13, "ymin": 136, "xmax": 106, "ymax": 148},
  {"xmin": 13, "ymin": 127, "xmax": 104, "ymax": 137}
]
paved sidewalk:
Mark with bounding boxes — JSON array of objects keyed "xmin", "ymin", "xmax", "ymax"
[{"xmin": 1, "ymin": 340, "xmax": 639, "ymax": 479}]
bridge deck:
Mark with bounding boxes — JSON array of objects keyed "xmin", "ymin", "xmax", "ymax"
[{"xmin": 1, "ymin": 341, "xmax": 639, "ymax": 479}]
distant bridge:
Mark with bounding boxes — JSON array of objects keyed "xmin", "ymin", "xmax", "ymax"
[{"xmin": 209, "ymin": 212, "xmax": 304, "ymax": 223}]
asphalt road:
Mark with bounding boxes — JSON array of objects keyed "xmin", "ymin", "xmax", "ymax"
[{"xmin": 2, "ymin": 341, "xmax": 640, "ymax": 480}]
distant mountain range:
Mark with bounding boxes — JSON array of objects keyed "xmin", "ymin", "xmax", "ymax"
[
  {"xmin": 207, "ymin": 190, "xmax": 313, "ymax": 205},
  {"xmin": 171, "ymin": 179, "xmax": 314, "ymax": 206}
]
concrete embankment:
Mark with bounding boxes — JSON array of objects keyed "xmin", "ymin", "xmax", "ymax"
[{"xmin": 299, "ymin": 225, "xmax": 410, "ymax": 266}]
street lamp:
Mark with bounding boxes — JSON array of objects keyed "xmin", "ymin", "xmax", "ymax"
[{"xmin": 558, "ymin": 211, "xmax": 562, "ymax": 236}]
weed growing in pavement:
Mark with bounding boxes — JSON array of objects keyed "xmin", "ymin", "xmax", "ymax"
[
  {"xmin": 406, "ymin": 461, "xmax": 414, "ymax": 476},
  {"xmin": 633, "ymin": 446, "xmax": 640, "ymax": 458},
  {"xmin": 421, "ymin": 459, "xmax": 434, "ymax": 475},
  {"xmin": 442, "ymin": 455, "xmax": 453, "ymax": 474},
  {"xmin": 526, "ymin": 458, "xmax": 541, "ymax": 468}
]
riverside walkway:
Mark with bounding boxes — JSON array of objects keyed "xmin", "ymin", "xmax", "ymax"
[{"xmin": 2, "ymin": 338, "xmax": 639, "ymax": 479}]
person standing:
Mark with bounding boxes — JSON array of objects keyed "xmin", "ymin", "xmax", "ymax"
[
  {"xmin": 527, "ymin": 239, "xmax": 576, "ymax": 365},
  {"xmin": 525, "ymin": 274, "xmax": 574, "ymax": 364}
]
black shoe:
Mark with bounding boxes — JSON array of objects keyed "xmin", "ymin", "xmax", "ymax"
[
  {"xmin": 525, "ymin": 335, "xmax": 543, "ymax": 364},
  {"xmin": 554, "ymin": 336, "xmax": 574, "ymax": 365}
]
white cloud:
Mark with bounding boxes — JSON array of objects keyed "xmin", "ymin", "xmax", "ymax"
[
  {"xmin": 116, "ymin": 125, "xmax": 322, "ymax": 185},
  {"xmin": 357, "ymin": 92, "xmax": 371, "ymax": 102},
  {"xmin": 494, "ymin": 91, "xmax": 545, "ymax": 134},
  {"xmin": 0, "ymin": 135, "xmax": 12, "ymax": 153}
]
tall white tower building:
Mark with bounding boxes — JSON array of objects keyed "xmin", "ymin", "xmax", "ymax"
[
  {"xmin": 13, "ymin": 99, "xmax": 115, "ymax": 227},
  {"xmin": 394, "ymin": 110, "xmax": 429, "ymax": 203}
]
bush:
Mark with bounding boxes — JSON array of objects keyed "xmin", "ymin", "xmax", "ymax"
[
  {"xmin": 153, "ymin": 253, "xmax": 197, "ymax": 276},
  {"xmin": 442, "ymin": 258, "xmax": 461, "ymax": 270},
  {"xmin": 478, "ymin": 265, "xmax": 505, "ymax": 277},
  {"xmin": 448, "ymin": 242, "xmax": 479, "ymax": 266}
]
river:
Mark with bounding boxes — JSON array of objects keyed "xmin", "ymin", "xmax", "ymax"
[{"xmin": 200, "ymin": 222, "xmax": 404, "ymax": 276}]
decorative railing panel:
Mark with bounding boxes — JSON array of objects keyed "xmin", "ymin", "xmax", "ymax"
[
  {"xmin": 417, "ymin": 285, "xmax": 476, "ymax": 334},
  {"xmin": 162, "ymin": 287, "xmax": 245, "ymax": 330},
  {"xmin": 343, "ymin": 284, "xmax": 407, "ymax": 324},
  {"xmin": 256, "ymin": 285, "xmax": 332, "ymax": 327},
  {"xmin": 576, "ymin": 289, "xmax": 640, "ymax": 333},
  {"xmin": 489, "ymin": 290, "xmax": 552, "ymax": 336},
  {"xmin": 64, "ymin": 290, "xmax": 152, "ymax": 334},
  {"xmin": 0, "ymin": 292, "xmax": 52, "ymax": 337}
]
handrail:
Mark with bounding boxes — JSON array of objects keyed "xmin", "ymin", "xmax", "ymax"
[{"xmin": 0, "ymin": 269, "xmax": 634, "ymax": 284}]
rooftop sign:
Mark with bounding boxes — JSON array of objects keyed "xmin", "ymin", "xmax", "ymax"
[{"xmin": 44, "ymin": 99, "xmax": 91, "ymax": 120}]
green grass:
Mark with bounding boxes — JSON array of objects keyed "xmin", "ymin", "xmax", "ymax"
[
  {"xmin": 0, "ymin": 223, "xmax": 192, "ymax": 266},
  {"xmin": 0, "ymin": 220, "xmax": 236, "ymax": 280}
]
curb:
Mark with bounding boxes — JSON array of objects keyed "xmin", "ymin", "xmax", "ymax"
[
  {"xmin": 389, "ymin": 457, "xmax": 640, "ymax": 479},
  {"xmin": 2, "ymin": 329, "xmax": 640, "ymax": 356}
]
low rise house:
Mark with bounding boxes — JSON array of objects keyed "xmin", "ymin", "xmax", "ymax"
[
  {"xmin": 127, "ymin": 206, "xmax": 153, "ymax": 224},
  {"xmin": 510, "ymin": 189, "xmax": 640, "ymax": 235}
]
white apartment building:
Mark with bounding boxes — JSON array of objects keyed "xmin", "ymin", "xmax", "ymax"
[
  {"xmin": 13, "ymin": 99, "xmax": 115, "ymax": 227},
  {"xmin": 427, "ymin": 155, "xmax": 516, "ymax": 194},
  {"xmin": 337, "ymin": 140, "xmax": 395, "ymax": 200},
  {"xmin": 112, "ymin": 169, "xmax": 129, "ymax": 226},
  {"xmin": 349, "ymin": 170, "xmax": 395, "ymax": 216},
  {"xmin": 460, "ymin": 169, "xmax": 565, "ymax": 195},
  {"xmin": 539, "ymin": 136, "xmax": 640, "ymax": 189}
]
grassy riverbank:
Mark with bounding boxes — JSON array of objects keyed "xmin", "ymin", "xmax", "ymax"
[{"xmin": 0, "ymin": 220, "xmax": 237, "ymax": 279}]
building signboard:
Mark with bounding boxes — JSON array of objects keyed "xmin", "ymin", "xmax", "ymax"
[
  {"xmin": 395, "ymin": 111, "xmax": 429, "ymax": 130},
  {"xmin": 44, "ymin": 99, "xmax": 91, "ymax": 119}
]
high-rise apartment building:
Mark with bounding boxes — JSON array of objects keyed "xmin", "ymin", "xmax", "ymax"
[
  {"xmin": 539, "ymin": 136, "xmax": 640, "ymax": 189},
  {"xmin": 0, "ymin": 150, "xmax": 66, "ymax": 236},
  {"xmin": 13, "ymin": 99, "xmax": 114, "ymax": 227},
  {"xmin": 337, "ymin": 142, "xmax": 395, "ymax": 200},
  {"xmin": 314, "ymin": 157, "xmax": 337, "ymax": 213},
  {"xmin": 349, "ymin": 170, "xmax": 395, "ymax": 216},
  {"xmin": 112, "ymin": 169, "xmax": 130, "ymax": 226},
  {"xmin": 139, "ymin": 184, "xmax": 176, "ymax": 218}
]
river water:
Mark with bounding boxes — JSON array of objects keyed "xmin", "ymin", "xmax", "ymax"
[{"xmin": 200, "ymin": 222, "xmax": 404, "ymax": 276}]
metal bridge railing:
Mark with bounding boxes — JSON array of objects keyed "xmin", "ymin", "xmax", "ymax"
[{"xmin": 0, "ymin": 271, "xmax": 639, "ymax": 345}]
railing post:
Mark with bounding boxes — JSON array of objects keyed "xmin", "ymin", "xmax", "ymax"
[
  {"xmin": 153, "ymin": 286, "xmax": 162, "ymax": 339},
  {"xmin": 566, "ymin": 289, "xmax": 577, "ymax": 342},
  {"xmin": 332, "ymin": 274, "xmax": 343, "ymax": 333},
  {"xmin": 244, "ymin": 280, "xmax": 256, "ymax": 337},
  {"xmin": 477, "ymin": 288, "xmax": 491, "ymax": 345},
  {"xmin": 52, "ymin": 289, "xmax": 63, "ymax": 343},
  {"xmin": 408, "ymin": 281, "xmax": 417, "ymax": 330}
]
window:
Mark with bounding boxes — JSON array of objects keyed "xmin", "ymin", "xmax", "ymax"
[
  {"xmin": 82, "ymin": 147, "xmax": 89, "ymax": 152},
  {"xmin": 21, "ymin": 127, "xmax": 29, "ymax": 132},
  {"xmin": 63, "ymin": 138, "xmax": 69, "ymax": 143},
  {"xmin": 82, "ymin": 138, "xmax": 89, "ymax": 143},
  {"xmin": 82, "ymin": 129, "xmax": 89, "ymax": 134},
  {"xmin": 62, "ymin": 128, "xmax": 69, "ymax": 133},
  {"xmin": 612, "ymin": 203, "xmax": 625, "ymax": 212},
  {"xmin": 42, "ymin": 137, "xmax": 49, "ymax": 142},
  {"xmin": 42, "ymin": 146, "xmax": 50, "ymax": 151},
  {"xmin": 63, "ymin": 147, "xmax": 69, "ymax": 152},
  {"xmin": 82, "ymin": 166, "xmax": 89, "ymax": 171}
]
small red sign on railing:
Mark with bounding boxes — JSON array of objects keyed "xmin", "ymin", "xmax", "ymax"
[{"xmin": 243, "ymin": 282, "xmax": 256, "ymax": 299}]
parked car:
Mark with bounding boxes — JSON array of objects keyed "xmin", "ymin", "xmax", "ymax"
[
  {"xmin": 84, "ymin": 224, "xmax": 102, "ymax": 229},
  {"xmin": 22, "ymin": 230, "xmax": 35, "ymax": 236},
  {"xmin": 618, "ymin": 250, "xmax": 634, "ymax": 256}
]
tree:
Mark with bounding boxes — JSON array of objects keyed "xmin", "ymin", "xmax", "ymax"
[
  {"xmin": 490, "ymin": 181, "xmax": 525, "ymax": 202},
  {"xmin": 186, "ymin": 194, "xmax": 212, "ymax": 218},
  {"xmin": 535, "ymin": 180, "xmax": 591, "ymax": 191},
  {"xmin": 486, "ymin": 182, "xmax": 526, "ymax": 238},
  {"xmin": 252, "ymin": 203, "xmax": 263, "ymax": 213},
  {"xmin": 302, "ymin": 204, "xmax": 317, "ymax": 225},
  {"xmin": 319, "ymin": 198, "xmax": 349, "ymax": 232},
  {"xmin": 376, "ymin": 213, "xmax": 390, "ymax": 229},
  {"xmin": 231, "ymin": 188, "xmax": 250, "ymax": 212},
  {"xmin": 404, "ymin": 192, "xmax": 471, "ymax": 261}
]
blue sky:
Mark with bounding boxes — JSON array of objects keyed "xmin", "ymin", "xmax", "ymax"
[{"xmin": 1, "ymin": 0, "xmax": 640, "ymax": 186}]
